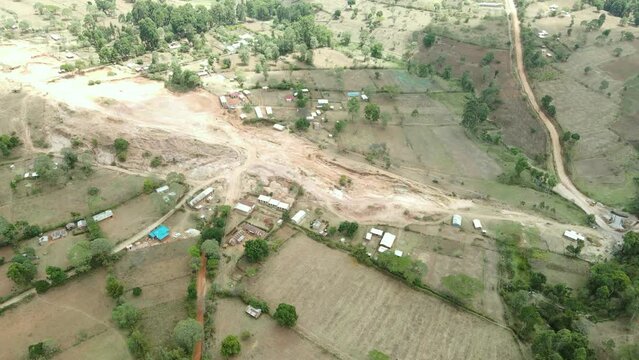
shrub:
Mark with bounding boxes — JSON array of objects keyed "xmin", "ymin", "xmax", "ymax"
[
  {"xmin": 34, "ymin": 280, "xmax": 51, "ymax": 294},
  {"xmin": 220, "ymin": 335, "xmax": 241, "ymax": 357},
  {"xmin": 112, "ymin": 303, "xmax": 142, "ymax": 329},
  {"xmin": 244, "ymin": 239, "xmax": 269, "ymax": 263},
  {"xmin": 273, "ymin": 303, "xmax": 298, "ymax": 327},
  {"xmin": 132, "ymin": 287, "xmax": 142, "ymax": 296}
]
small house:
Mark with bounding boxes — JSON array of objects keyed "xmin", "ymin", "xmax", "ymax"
[
  {"xmin": 380, "ymin": 232, "xmax": 396, "ymax": 249},
  {"xmin": 65, "ymin": 222, "xmax": 76, "ymax": 231},
  {"xmin": 452, "ymin": 214, "xmax": 462, "ymax": 227},
  {"xmin": 38, "ymin": 235, "xmax": 49, "ymax": 245},
  {"xmin": 370, "ymin": 228, "xmax": 384, "ymax": 237},
  {"xmin": 291, "ymin": 210, "xmax": 307, "ymax": 224},
  {"xmin": 254, "ymin": 107, "xmax": 263, "ymax": 119},
  {"xmin": 563, "ymin": 230, "xmax": 585, "ymax": 242},
  {"xmin": 219, "ymin": 96, "xmax": 228, "ymax": 108},
  {"xmin": 240, "ymin": 114, "xmax": 247, "ymax": 120},
  {"xmin": 77, "ymin": 219, "xmax": 87, "ymax": 228},
  {"xmin": 317, "ymin": 99, "xmax": 329, "ymax": 105},
  {"xmin": 155, "ymin": 185, "xmax": 169, "ymax": 193},
  {"xmin": 149, "ymin": 225, "xmax": 170, "ymax": 241},
  {"xmin": 360, "ymin": 94, "xmax": 369, "ymax": 101},
  {"xmin": 268, "ymin": 198, "xmax": 280, "ymax": 207},
  {"xmin": 365, "ymin": 232, "xmax": 372, "ymax": 241},
  {"xmin": 49, "ymin": 33, "xmax": 61, "ymax": 41},
  {"xmin": 246, "ymin": 305, "xmax": 262, "ymax": 319},
  {"xmin": 258, "ymin": 195, "xmax": 271, "ymax": 204},
  {"xmin": 273, "ymin": 124, "xmax": 285, "ymax": 131},
  {"xmin": 277, "ymin": 202, "xmax": 290, "ymax": 211},
  {"xmin": 394, "ymin": 250, "xmax": 403, "ymax": 257},
  {"xmin": 472, "ymin": 219, "xmax": 482, "ymax": 230},
  {"xmin": 189, "ymin": 187, "xmax": 214, "ymax": 208},
  {"xmin": 92, "ymin": 210, "xmax": 113, "ymax": 223},
  {"xmin": 378, "ymin": 246, "xmax": 389, "ymax": 253},
  {"xmin": 265, "ymin": 107, "xmax": 273, "ymax": 116},
  {"xmin": 234, "ymin": 202, "xmax": 255, "ymax": 215}
]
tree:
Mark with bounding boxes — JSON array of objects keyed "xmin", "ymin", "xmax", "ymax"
[
  {"xmin": 584, "ymin": 66, "xmax": 592, "ymax": 75},
  {"xmin": 347, "ymin": 0, "xmax": 356, "ymax": 8},
  {"xmin": 239, "ymin": 47, "xmax": 250, "ymax": 65},
  {"xmin": 364, "ymin": 103, "xmax": 380, "ymax": 123},
  {"xmin": 114, "ymin": 138, "xmax": 129, "ymax": 162},
  {"xmin": 138, "ymin": 18, "xmax": 160, "ymax": 50},
  {"xmin": 127, "ymin": 330, "xmax": 149, "ymax": 359},
  {"xmin": 480, "ymin": 52, "xmax": 495, "ymax": 65},
  {"xmin": 333, "ymin": 10, "xmax": 341, "ymax": 19},
  {"xmin": 368, "ymin": 349, "xmax": 390, "ymax": 360},
  {"xmin": 244, "ymin": 239, "xmax": 269, "ymax": 262},
  {"xmin": 68, "ymin": 240, "xmax": 93, "ymax": 272},
  {"xmin": 169, "ymin": 64, "xmax": 202, "ymax": 91},
  {"xmin": 273, "ymin": 303, "xmax": 298, "ymax": 327},
  {"xmin": 613, "ymin": 47, "xmax": 623, "ymax": 57},
  {"xmin": 201, "ymin": 239, "xmax": 220, "ymax": 259},
  {"xmin": 112, "ymin": 303, "xmax": 142, "ymax": 329},
  {"xmin": 45, "ymin": 266, "xmax": 67, "ymax": 285},
  {"xmin": 173, "ymin": 318, "xmax": 204, "ymax": 352},
  {"xmin": 531, "ymin": 329, "xmax": 590, "ymax": 360},
  {"xmin": 347, "ymin": 97, "xmax": 360, "ymax": 120},
  {"xmin": 370, "ymin": 42, "xmax": 383, "ymax": 59},
  {"xmin": 338, "ymin": 221, "xmax": 359, "ymax": 238},
  {"xmin": 461, "ymin": 95, "xmax": 489, "ymax": 131},
  {"xmin": 220, "ymin": 335, "xmax": 241, "ymax": 357},
  {"xmin": 95, "ymin": 0, "xmax": 116, "ymax": 15},
  {"xmin": 295, "ymin": 118, "xmax": 310, "ymax": 131},
  {"xmin": 34, "ymin": 154, "xmax": 61, "ymax": 184},
  {"xmin": 61, "ymin": 148, "xmax": 78, "ymax": 170},
  {"xmin": 599, "ymin": 80, "xmax": 609, "ymax": 91},
  {"xmin": 222, "ymin": 58, "xmax": 232, "ymax": 69},
  {"xmin": 460, "ymin": 71, "xmax": 474, "ymax": 92},
  {"xmin": 34, "ymin": 280, "xmax": 51, "ymax": 294},
  {"xmin": 90, "ymin": 238, "xmax": 113, "ymax": 265},
  {"xmin": 106, "ymin": 275, "xmax": 124, "ymax": 299},
  {"xmin": 7, "ymin": 255, "xmax": 37, "ymax": 285},
  {"xmin": 28, "ymin": 340, "xmax": 58, "ymax": 360},
  {"xmin": 423, "ymin": 32, "xmax": 436, "ymax": 48}
]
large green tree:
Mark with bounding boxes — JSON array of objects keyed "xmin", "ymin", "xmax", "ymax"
[
  {"xmin": 220, "ymin": 335, "xmax": 241, "ymax": 357},
  {"xmin": 112, "ymin": 303, "xmax": 142, "ymax": 329},
  {"xmin": 244, "ymin": 239, "xmax": 269, "ymax": 263},
  {"xmin": 173, "ymin": 318, "xmax": 204, "ymax": 352},
  {"xmin": 273, "ymin": 303, "xmax": 298, "ymax": 327}
]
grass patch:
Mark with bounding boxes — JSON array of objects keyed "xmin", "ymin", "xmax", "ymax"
[
  {"xmin": 428, "ymin": 92, "xmax": 467, "ymax": 115},
  {"xmin": 442, "ymin": 273, "xmax": 484, "ymax": 303}
]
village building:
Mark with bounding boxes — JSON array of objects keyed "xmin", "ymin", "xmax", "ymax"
[
  {"xmin": 234, "ymin": 202, "xmax": 255, "ymax": 215},
  {"xmin": 472, "ymin": 219, "xmax": 482, "ymax": 230},
  {"xmin": 149, "ymin": 225, "xmax": 170, "ymax": 241},
  {"xmin": 273, "ymin": 124, "xmax": 285, "ymax": 131},
  {"xmin": 189, "ymin": 187, "xmax": 214, "ymax": 208},
  {"xmin": 155, "ymin": 185, "xmax": 169, "ymax": 193},
  {"xmin": 246, "ymin": 305, "xmax": 262, "ymax": 319},
  {"xmin": 370, "ymin": 228, "xmax": 384, "ymax": 237},
  {"xmin": 563, "ymin": 230, "xmax": 586, "ymax": 242},
  {"xmin": 452, "ymin": 214, "xmax": 462, "ymax": 227},
  {"xmin": 291, "ymin": 210, "xmax": 306, "ymax": 224},
  {"xmin": 92, "ymin": 210, "xmax": 113, "ymax": 222},
  {"xmin": 380, "ymin": 232, "xmax": 396, "ymax": 249}
]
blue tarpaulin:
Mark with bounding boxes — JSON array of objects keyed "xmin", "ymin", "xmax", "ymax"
[
  {"xmin": 347, "ymin": 91, "xmax": 361, "ymax": 97},
  {"xmin": 149, "ymin": 225, "xmax": 170, "ymax": 241}
]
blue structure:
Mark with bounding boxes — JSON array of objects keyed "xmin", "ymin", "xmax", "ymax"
[
  {"xmin": 149, "ymin": 225, "xmax": 170, "ymax": 241},
  {"xmin": 347, "ymin": 91, "xmax": 361, "ymax": 97}
]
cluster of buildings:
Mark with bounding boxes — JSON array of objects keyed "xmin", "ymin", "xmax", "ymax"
[
  {"xmin": 257, "ymin": 194, "xmax": 291, "ymax": 211},
  {"xmin": 364, "ymin": 227, "xmax": 402, "ymax": 256},
  {"xmin": 40, "ymin": 209, "xmax": 114, "ymax": 246},
  {"xmin": 224, "ymin": 33, "xmax": 254, "ymax": 54},
  {"xmin": 219, "ymin": 90, "xmax": 250, "ymax": 110}
]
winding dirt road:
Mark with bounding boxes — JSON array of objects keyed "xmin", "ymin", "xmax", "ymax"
[{"xmin": 504, "ymin": 0, "xmax": 613, "ymax": 231}]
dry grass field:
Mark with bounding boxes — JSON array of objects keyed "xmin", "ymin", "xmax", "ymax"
[
  {"xmin": 212, "ymin": 298, "xmax": 334, "ymax": 360},
  {"xmin": 525, "ymin": 4, "xmax": 639, "ymax": 208},
  {"xmin": 0, "ymin": 269, "xmax": 130, "ymax": 360},
  {"xmin": 248, "ymin": 234, "xmax": 523, "ymax": 360},
  {"xmin": 0, "ymin": 166, "xmax": 145, "ymax": 228},
  {"xmin": 114, "ymin": 237, "xmax": 195, "ymax": 352}
]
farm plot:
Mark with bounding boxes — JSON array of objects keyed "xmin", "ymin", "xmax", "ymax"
[
  {"xmin": 211, "ymin": 298, "xmax": 333, "ymax": 360},
  {"xmin": 414, "ymin": 38, "xmax": 547, "ymax": 158},
  {"xmin": 0, "ymin": 269, "xmax": 130, "ymax": 360},
  {"xmin": 114, "ymin": 238, "xmax": 195, "ymax": 351},
  {"xmin": 530, "ymin": 252, "xmax": 590, "ymax": 290},
  {"xmin": 0, "ymin": 167, "xmax": 145, "ymax": 228},
  {"xmin": 247, "ymin": 234, "xmax": 523, "ymax": 360}
]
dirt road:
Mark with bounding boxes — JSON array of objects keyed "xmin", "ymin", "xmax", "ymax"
[
  {"xmin": 504, "ymin": 0, "xmax": 613, "ymax": 231},
  {"xmin": 192, "ymin": 254, "xmax": 207, "ymax": 360}
]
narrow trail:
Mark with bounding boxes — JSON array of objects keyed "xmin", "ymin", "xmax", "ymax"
[
  {"xmin": 504, "ymin": 0, "xmax": 614, "ymax": 232},
  {"xmin": 192, "ymin": 253, "xmax": 207, "ymax": 360}
]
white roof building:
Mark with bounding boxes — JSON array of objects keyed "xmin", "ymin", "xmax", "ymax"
[
  {"xmin": 472, "ymin": 219, "xmax": 482, "ymax": 229},
  {"xmin": 452, "ymin": 214, "xmax": 462, "ymax": 227},
  {"xmin": 361, "ymin": 94, "xmax": 369, "ymax": 101},
  {"xmin": 254, "ymin": 107, "xmax": 263, "ymax": 119},
  {"xmin": 234, "ymin": 202, "xmax": 254, "ymax": 215},
  {"xmin": 564, "ymin": 230, "xmax": 586, "ymax": 242},
  {"xmin": 394, "ymin": 250, "xmax": 403, "ymax": 257},
  {"xmin": 379, "ymin": 232, "xmax": 396, "ymax": 248},
  {"xmin": 50, "ymin": 33, "xmax": 61, "ymax": 41},
  {"xmin": 365, "ymin": 232, "xmax": 372, "ymax": 241},
  {"xmin": 291, "ymin": 210, "xmax": 307, "ymax": 224},
  {"xmin": 273, "ymin": 124, "xmax": 285, "ymax": 131},
  {"xmin": 378, "ymin": 246, "xmax": 389, "ymax": 253},
  {"xmin": 189, "ymin": 187, "xmax": 214, "ymax": 207},
  {"xmin": 155, "ymin": 185, "xmax": 169, "ymax": 193},
  {"xmin": 317, "ymin": 99, "xmax": 329, "ymax": 105},
  {"xmin": 268, "ymin": 198, "xmax": 280, "ymax": 207},
  {"xmin": 277, "ymin": 202, "xmax": 290, "ymax": 211},
  {"xmin": 92, "ymin": 209, "xmax": 113, "ymax": 222},
  {"xmin": 370, "ymin": 228, "xmax": 384, "ymax": 236},
  {"xmin": 265, "ymin": 106, "xmax": 273, "ymax": 116},
  {"xmin": 258, "ymin": 195, "xmax": 271, "ymax": 203}
]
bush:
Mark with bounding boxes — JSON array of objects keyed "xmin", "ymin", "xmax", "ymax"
[
  {"xmin": 88, "ymin": 187, "xmax": 100, "ymax": 196},
  {"xmin": 46, "ymin": 266, "xmax": 67, "ymax": 286},
  {"xmin": 273, "ymin": 303, "xmax": 298, "ymax": 327},
  {"xmin": 127, "ymin": 330, "xmax": 148, "ymax": 359},
  {"xmin": 338, "ymin": 221, "xmax": 359, "ymax": 238},
  {"xmin": 244, "ymin": 239, "xmax": 269, "ymax": 263},
  {"xmin": 240, "ymin": 330, "xmax": 252, "ymax": 340},
  {"xmin": 106, "ymin": 275, "xmax": 124, "ymax": 299},
  {"xmin": 112, "ymin": 303, "xmax": 142, "ymax": 329},
  {"xmin": 132, "ymin": 287, "xmax": 142, "ymax": 296},
  {"xmin": 220, "ymin": 335, "xmax": 241, "ymax": 357},
  {"xmin": 173, "ymin": 318, "xmax": 203, "ymax": 352},
  {"xmin": 34, "ymin": 280, "xmax": 51, "ymax": 294},
  {"xmin": 295, "ymin": 118, "xmax": 310, "ymax": 131},
  {"xmin": 150, "ymin": 156, "xmax": 162, "ymax": 168}
]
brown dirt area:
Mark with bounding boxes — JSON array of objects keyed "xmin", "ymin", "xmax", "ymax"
[
  {"xmin": 0, "ymin": 268, "xmax": 130, "ymax": 359},
  {"xmin": 247, "ymin": 234, "xmax": 523, "ymax": 360}
]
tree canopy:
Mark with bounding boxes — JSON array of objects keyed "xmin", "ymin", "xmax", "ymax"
[
  {"xmin": 173, "ymin": 318, "xmax": 204, "ymax": 352},
  {"xmin": 220, "ymin": 335, "xmax": 241, "ymax": 357},
  {"xmin": 273, "ymin": 303, "xmax": 298, "ymax": 327},
  {"xmin": 112, "ymin": 303, "xmax": 142, "ymax": 330},
  {"xmin": 244, "ymin": 239, "xmax": 269, "ymax": 263}
]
